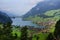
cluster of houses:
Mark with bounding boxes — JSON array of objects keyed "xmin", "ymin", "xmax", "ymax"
[
  {"xmin": 28, "ymin": 20, "xmax": 56, "ymax": 34},
  {"xmin": 37, "ymin": 20, "xmax": 56, "ymax": 27}
]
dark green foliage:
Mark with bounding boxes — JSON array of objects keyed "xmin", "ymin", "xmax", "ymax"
[
  {"xmin": 0, "ymin": 22, "xmax": 13, "ymax": 40},
  {"xmin": 20, "ymin": 26, "xmax": 28, "ymax": 40},
  {"xmin": 46, "ymin": 20, "xmax": 60, "ymax": 40},
  {"xmin": 54, "ymin": 20, "xmax": 60, "ymax": 40},
  {"xmin": 28, "ymin": 36, "xmax": 33, "ymax": 40},
  {"xmin": 28, "ymin": 35, "xmax": 33, "ymax": 40},
  {"xmin": 36, "ymin": 35, "xmax": 39, "ymax": 40},
  {"xmin": 11, "ymin": 33, "xmax": 18, "ymax": 40},
  {"xmin": 46, "ymin": 33, "xmax": 54, "ymax": 40}
]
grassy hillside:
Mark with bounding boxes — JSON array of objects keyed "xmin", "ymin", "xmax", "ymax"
[
  {"xmin": 45, "ymin": 9, "xmax": 60, "ymax": 16},
  {"xmin": 24, "ymin": 9, "xmax": 60, "ymax": 23}
]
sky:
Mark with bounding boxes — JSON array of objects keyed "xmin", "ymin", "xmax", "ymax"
[{"xmin": 0, "ymin": 0, "xmax": 44, "ymax": 16}]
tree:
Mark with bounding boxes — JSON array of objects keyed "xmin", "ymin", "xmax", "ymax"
[
  {"xmin": 54, "ymin": 20, "xmax": 60, "ymax": 40},
  {"xmin": 20, "ymin": 26, "xmax": 28, "ymax": 40},
  {"xmin": 46, "ymin": 33, "xmax": 54, "ymax": 40},
  {"xmin": 0, "ymin": 22, "xmax": 13, "ymax": 40},
  {"xmin": 35, "ymin": 35, "xmax": 39, "ymax": 40},
  {"xmin": 46, "ymin": 20, "xmax": 60, "ymax": 40},
  {"xmin": 0, "ymin": 23, "xmax": 3, "ymax": 40},
  {"xmin": 28, "ymin": 34, "xmax": 33, "ymax": 40}
]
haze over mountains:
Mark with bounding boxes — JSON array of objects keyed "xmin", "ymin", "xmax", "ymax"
[{"xmin": 23, "ymin": 0, "xmax": 60, "ymax": 18}]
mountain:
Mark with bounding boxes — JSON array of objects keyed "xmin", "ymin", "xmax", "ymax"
[
  {"xmin": 23, "ymin": 0, "xmax": 60, "ymax": 18},
  {"xmin": 0, "ymin": 11, "xmax": 12, "ymax": 24},
  {"xmin": 24, "ymin": 9, "xmax": 60, "ymax": 27},
  {"xmin": 0, "ymin": 10, "xmax": 15, "ymax": 17}
]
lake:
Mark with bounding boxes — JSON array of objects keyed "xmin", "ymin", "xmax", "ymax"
[{"xmin": 11, "ymin": 18, "xmax": 45, "ymax": 28}]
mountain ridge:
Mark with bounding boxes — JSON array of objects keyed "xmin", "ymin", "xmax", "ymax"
[
  {"xmin": 0, "ymin": 11, "xmax": 12, "ymax": 24},
  {"xmin": 23, "ymin": 0, "xmax": 60, "ymax": 18}
]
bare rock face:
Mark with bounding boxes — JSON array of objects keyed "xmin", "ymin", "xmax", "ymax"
[{"xmin": 0, "ymin": 11, "xmax": 12, "ymax": 24}]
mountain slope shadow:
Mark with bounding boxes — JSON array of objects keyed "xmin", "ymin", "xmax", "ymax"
[{"xmin": 0, "ymin": 11, "xmax": 12, "ymax": 24}]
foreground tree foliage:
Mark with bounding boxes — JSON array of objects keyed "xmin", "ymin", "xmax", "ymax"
[
  {"xmin": 0, "ymin": 22, "xmax": 13, "ymax": 40},
  {"xmin": 54, "ymin": 20, "xmax": 60, "ymax": 40},
  {"xmin": 0, "ymin": 20, "xmax": 60, "ymax": 40},
  {"xmin": 46, "ymin": 33, "xmax": 54, "ymax": 40},
  {"xmin": 0, "ymin": 22, "xmax": 29, "ymax": 40},
  {"xmin": 46, "ymin": 20, "xmax": 60, "ymax": 40},
  {"xmin": 20, "ymin": 26, "xmax": 28, "ymax": 40},
  {"xmin": 0, "ymin": 22, "xmax": 20, "ymax": 40}
]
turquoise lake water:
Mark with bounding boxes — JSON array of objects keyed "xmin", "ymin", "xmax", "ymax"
[{"xmin": 12, "ymin": 18, "xmax": 45, "ymax": 28}]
